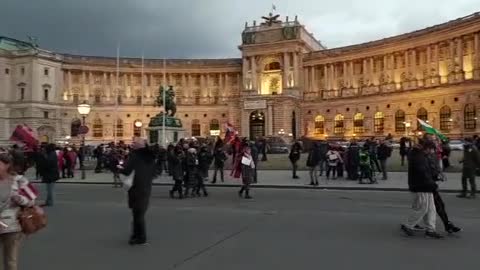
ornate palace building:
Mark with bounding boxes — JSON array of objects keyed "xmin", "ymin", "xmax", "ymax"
[{"xmin": 0, "ymin": 12, "xmax": 479, "ymax": 144}]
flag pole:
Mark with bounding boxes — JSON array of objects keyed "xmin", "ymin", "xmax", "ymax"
[
  {"xmin": 141, "ymin": 51, "xmax": 145, "ymax": 138},
  {"xmin": 114, "ymin": 44, "xmax": 120, "ymax": 144},
  {"xmin": 162, "ymin": 58, "xmax": 166, "ymax": 147}
]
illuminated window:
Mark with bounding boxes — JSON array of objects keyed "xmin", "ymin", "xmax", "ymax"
[
  {"xmin": 334, "ymin": 114, "xmax": 344, "ymax": 134},
  {"xmin": 374, "ymin": 112, "xmax": 384, "ymax": 133},
  {"xmin": 395, "ymin": 110, "xmax": 405, "ymax": 132},
  {"xmin": 116, "ymin": 119, "xmax": 124, "ymax": 137},
  {"xmin": 192, "ymin": 119, "xmax": 201, "ymax": 136},
  {"xmin": 439, "ymin": 106, "xmax": 451, "ymax": 132},
  {"xmin": 353, "ymin": 113, "xmax": 364, "ymax": 134},
  {"xmin": 93, "ymin": 118, "xmax": 103, "ymax": 138},
  {"xmin": 416, "ymin": 107, "xmax": 428, "ymax": 130},
  {"xmin": 314, "ymin": 115, "xmax": 325, "ymax": 134}
]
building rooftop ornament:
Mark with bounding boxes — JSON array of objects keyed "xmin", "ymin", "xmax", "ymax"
[{"xmin": 261, "ymin": 12, "xmax": 282, "ymax": 26}]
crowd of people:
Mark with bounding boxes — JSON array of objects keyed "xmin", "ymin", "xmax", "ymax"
[{"xmin": 298, "ymin": 137, "xmax": 393, "ymax": 185}]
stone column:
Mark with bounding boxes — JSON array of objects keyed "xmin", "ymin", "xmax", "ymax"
[
  {"xmin": 182, "ymin": 74, "xmax": 187, "ymax": 98},
  {"xmin": 390, "ymin": 54, "xmax": 395, "ymax": 82},
  {"xmin": 362, "ymin": 59, "xmax": 367, "ymax": 79},
  {"xmin": 267, "ymin": 104, "xmax": 273, "ymax": 136},
  {"xmin": 304, "ymin": 66, "xmax": 309, "ymax": 92},
  {"xmin": 310, "ymin": 66, "xmax": 316, "ymax": 92},
  {"xmin": 332, "ymin": 64, "xmax": 337, "ymax": 90},
  {"xmin": 224, "ymin": 73, "xmax": 230, "ymax": 97},
  {"xmin": 108, "ymin": 73, "xmax": 114, "ymax": 98},
  {"xmin": 200, "ymin": 74, "xmax": 207, "ymax": 97},
  {"xmin": 343, "ymin": 62, "xmax": 347, "ymax": 87},
  {"xmin": 427, "ymin": 45, "xmax": 432, "ymax": 71},
  {"xmin": 293, "ymin": 52, "xmax": 299, "ymax": 87},
  {"xmin": 475, "ymin": 32, "xmax": 480, "ymax": 79},
  {"xmin": 434, "ymin": 43, "xmax": 440, "ymax": 76},
  {"xmin": 283, "ymin": 52, "xmax": 290, "ymax": 88},
  {"xmin": 349, "ymin": 61, "xmax": 354, "ymax": 87},
  {"xmin": 404, "ymin": 51, "xmax": 409, "ymax": 77},
  {"xmin": 67, "ymin": 70, "xmax": 72, "ymax": 95},
  {"xmin": 242, "ymin": 57, "xmax": 248, "ymax": 89},
  {"xmin": 369, "ymin": 58, "xmax": 374, "ymax": 84},
  {"xmin": 457, "ymin": 38, "xmax": 464, "ymax": 74},
  {"xmin": 411, "ymin": 49, "xmax": 417, "ymax": 81},
  {"xmin": 323, "ymin": 65, "xmax": 328, "ymax": 90},
  {"xmin": 81, "ymin": 71, "xmax": 87, "ymax": 98},
  {"xmin": 251, "ymin": 56, "xmax": 257, "ymax": 91},
  {"xmin": 188, "ymin": 74, "xmax": 193, "ymax": 99},
  {"xmin": 449, "ymin": 39, "xmax": 455, "ymax": 73}
]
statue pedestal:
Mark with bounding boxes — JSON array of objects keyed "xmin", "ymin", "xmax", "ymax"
[
  {"xmin": 146, "ymin": 126, "xmax": 186, "ymax": 145},
  {"xmin": 147, "ymin": 112, "xmax": 186, "ymax": 145}
]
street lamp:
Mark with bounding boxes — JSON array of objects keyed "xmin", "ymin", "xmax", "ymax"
[
  {"xmin": 77, "ymin": 101, "xmax": 91, "ymax": 180},
  {"xmin": 134, "ymin": 120, "xmax": 143, "ymax": 128}
]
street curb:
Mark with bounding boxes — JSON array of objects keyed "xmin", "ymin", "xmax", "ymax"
[{"xmin": 31, "ymin": 181, "xmax": 464, "ymax": 194}]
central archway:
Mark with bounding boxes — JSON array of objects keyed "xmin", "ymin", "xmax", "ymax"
[{"xmin": 249, "ymin": 111, "xmax": 265, "ymax": 140}]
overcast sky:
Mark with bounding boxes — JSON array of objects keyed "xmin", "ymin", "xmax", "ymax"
[{"xmin": 1, "ymin": 0, "xmax": 478, "ymax": 58}]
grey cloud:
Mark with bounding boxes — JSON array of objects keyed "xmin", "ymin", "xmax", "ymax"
[{"xmin": 0, "ymin": 0, "xmax": 478, "ymax": 58}]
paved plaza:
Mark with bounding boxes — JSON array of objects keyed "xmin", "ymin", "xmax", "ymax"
[
  {"xmin": 27, "ymin": 169, "xmax": 469, "ymax": 193},
  {"xmin": 21, "ymin": 185, "xmax": 480, "ymax": 270}
]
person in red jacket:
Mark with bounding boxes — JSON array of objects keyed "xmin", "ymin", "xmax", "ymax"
[{"xmin": 65, "ymin": 147, "xmax": 77, "ymax": 178}]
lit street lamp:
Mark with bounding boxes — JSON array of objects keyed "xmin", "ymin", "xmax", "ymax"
[
  {"xmin": 77, "ymin": 101, "xmax": 91, "ymax": 180},
  {"xmin": 134, "ymin": 120, "xmax": 143, "ymax": 128}
]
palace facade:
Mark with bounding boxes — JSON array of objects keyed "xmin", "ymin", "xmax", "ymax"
[{"xmin": 1, "ymin": 12, "xmax": 480, "ymax": 144}]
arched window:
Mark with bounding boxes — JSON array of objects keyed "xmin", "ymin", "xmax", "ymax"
[
  {"xmin": 116, "ymin": 119, "xmax": 124, "ymax": 138},
  {"xmin": 353, "ymin": 113, "xmax": 365, "ymax": 134},
  {"xmin": 334, "ymin": 114, "xmax": 345, "ymax": 134},
  {"xmin": 192, "ymin": 119, "xmax": 201, "ymax": 137},
  {"xmin": 395, "ymin": 110, "xmax": 406, "ymax": 132},
  {"xmin": 314, "ymin": 115, "xmax": 325, "ymax": 135},
  {"xmin": 374, "ymin": 112, "xmax": 384, "ymax": 133},
  {"xmin": 93, "ymin": 118, "xmax": 103, "ymax": 138},
  {"xmin": 464, "ymin": 104, "xmax": 476, "ymax": 130},
  {"xmin": 416, "ymin": 108, "xmax": 428, "ymax": 130},
  {"xmin": 439, "ymin": 106, "xmax": 452, "ymax": 132}
]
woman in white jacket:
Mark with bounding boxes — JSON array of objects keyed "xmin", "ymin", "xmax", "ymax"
[{"xmin": 0, "ymin": 153, "xmax": 35, "ymax": 270}]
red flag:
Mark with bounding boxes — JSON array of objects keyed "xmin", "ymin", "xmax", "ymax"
[
  {"xmin": 224, "ymin": 122, "xmax": 236, "ymax": 143},
  {"xmin": 10, "ymin": 124, "xmax": 38, "ymax": 150}
]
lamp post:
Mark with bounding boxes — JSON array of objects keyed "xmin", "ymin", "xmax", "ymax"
[
  {"xmin": 77, "ymin": 101, "xmax": 91, "ymax": 180},
  {"xmin": 404, "ymin": 121, "xmax": 411, "ymax": 138}
]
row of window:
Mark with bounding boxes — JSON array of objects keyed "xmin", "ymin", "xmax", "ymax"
[
  {"xmin": 88, "ymin": 119, "xmax": 221, "ymax": 138},
  {"xmin": 314, "ymin": 104, "xmax": 477, "ymax": 134},
  {"xmin": 4, "ymin": 67, "xmax": 49, "ymax": 76},
  {"xmin": 18, "ymin": 88, "xmax": 50, "ymax": 101}
]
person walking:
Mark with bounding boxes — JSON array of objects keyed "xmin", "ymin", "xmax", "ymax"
[
  {"xmin": 306, "ymin": 142, "xmax": 321, "ymax": 185},
  {"xmin": 169, "ymin": 146, "xmax": 185, "ymax": 199},
  {"xmin": 119, "ymin": 137, "xmax": 156, "ymax": 246},
  {"xmin": 39, "ymin": 144, "xmax": 59, "ymax": 207},
  {"xmin": 239, "ymin": 146, "xmax": 255, "ymax": 199},
  {"xmin": 401, "ymin": 140, "xmax": 443, "ymax": 239},
  {"xmin": 458, "ymin": 138, "xmax": 480, "ymax": 199},
  {"xmin": 0, "ymin": 153, "xmax": 36, "ymax": 270},
  {"xmin": 377, "ymin": 139, "xmax": 392, "ymax": 180},
  {"xmin": 289, "ymin": 141, "xmax": 302, "ymax": 179},
  {"xmin": 399, "ymin": 137, "xmax": 408, "ymax": 166},
  {"xmin": 212, "ymin": 147, "xmax": 227, "ymax": 183},
  {"xmin": 195, "ymin": 145, "xmax": 212, "ymax": 197}
]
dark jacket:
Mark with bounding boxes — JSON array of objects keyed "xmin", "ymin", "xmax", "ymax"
[
  {"xmin": 121, "ymin": 147, "xmax": 156, "ymax": 210},
  {"xmin": 377, "ymin": 143, "xmax": 392, "ymax": 160},
  {"xmin": 170, "ymin": 152, "xmax": 185, "ymax": 181},
  {"xmin": 214, "ymin": 149, "xmax": 227, "ymax": 168},
  {"xmin": 408, "ymin": 146, "xmax": 437, "ymax": 193},
  {"xmin": 306, "ymin": 144, "xmax": 321, "ymax": 167},
  {"xmin": 39, "ymin": 151, "xmax": 59, "ymax": 183},
  {"xmin": 289, "ymin": 143, "xmax": 301, "ymax": 163},
  {"xmin": 462, "ymin": 144, "xmax": 480, "ymax": 171}
]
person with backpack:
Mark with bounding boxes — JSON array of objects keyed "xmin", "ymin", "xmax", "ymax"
[
  {"xmin": 326, "ymin": 145, "xmax": 342, "ymax": 180},
  {"xmin": 377, "ymin": 139, "xmax": 392, "ymax": 180}
]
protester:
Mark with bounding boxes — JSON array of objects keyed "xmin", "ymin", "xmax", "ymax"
[
  {"xmin": 458, "ymin": 138, "xmax": 480, "ymax": 199},
  {"xmin": 65, "ymin": 147, "xmax": 77, "ymax": 178},
  {"xmin": 325, "ymin": 145, "xmax": 342, "ymax": 180},
  {"xmin": 289, "ymin": 141, "xmax": 302, "ymax": 179},
  {"xmin": 399, "ymin": 137, "xmax": 408, "ymax": 166},
  {"xmin": 377, "ymin": 139, "xmax": 392, "ymax": 180},
  {"xmin": 184, "ymin": 147, "xmax": 199, "ymax": 197},
  {"xmin": 212, "ymin": 146, "xmax": 227, "ymax": 183},
  {"xmin": 358, "ymin": 145, "xmax": 375, "ymax": 184},
  {"xmin": 39, "ymin": 144, "xmax": 59, "ymax": 207},
  {"xmin": 441, "ymin": 140, "xmax": 451, "ymax": 170},
  {"xmin": 346, "ymin": 140, "xmax": 360, "ymax": 180},
  {"xmin": 195, "ymin": 145, "xmax": 212, "ymax": 197},
  {"xmin": 119, "ymin": 137, "xmax": 156, "ymax": 245},
  {"xmin": 318, "ymin": 141, "xmax": 329, "ymax": 176},
  {"xmin": 306, "ymin": 142, "xmax": 321, "ymax": 186},
  {"xmin": 401, "ymin": 139, "xmax": 443, "ymax": 239},
  {"xmin": 0, "ymin": 153, "xmax": 36, "ymax": 270},
  {"xmin": 169, "ymin": 146, "xmax": 185, "ymax": 199},
  {"xmin": 239, "ymin": 146, "xmax": 255, "ymax": 199}
]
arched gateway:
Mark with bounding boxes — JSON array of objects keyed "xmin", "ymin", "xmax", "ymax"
[{"xmin": 249, "ymin": 111, "xmax": 265, "ymax": 139}]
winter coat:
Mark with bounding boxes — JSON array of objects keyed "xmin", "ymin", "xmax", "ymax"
[
  {"xmin": 462, "ymin": 144, "xmax": 480, "ymax": 172},
  {"xmin": 39, "ymin": 151, "xmax": 59, "ymax": 183},
  {"xmin": 121, "ymin": 147, "xmax": 156, "ymax": 210},
  {"xmin": 326, "ymin": 150, "xmax": 342, "ymax": 167},
  {"xmin": 346, "ymin": 144, "xmax": 360, "ymax": 168},
  {"xmin": 306, "ymin": 144, "xmax": 321, "ymax": 167},
  {"xmin": 185, "ymin": 150, "xmax": 199, "ymax": 184},
  {"xmin": 377, "ymin": 143, "xmax": 392, "ymax": 160},
  {"xmin": 66, "ymin": 151, "xmax": 77, "ymax": 169},
  {"xmin": 241, "ymin": 154, "xmax": 255, "ymax": 184},
  {"xmin": 289, "ymin": 143, "xmax": 301, "ymax": 163},
  {"xmin": 214, "ymin": 149, "xmax": 227, "ymax": 168},
  {"xmin": 408, "ymin": 146, "xmax": 438, "ymax": 193},
  {"xmin": 170, "ymin": 152, "xmax": 185, "ymax": 181},
  {"xmin": 0, "ymin": 175, "xmax": 35, "ymax": 234},
  {"xmin": 198, "ymin": 150, "xmax": 213, "ymax": 178}
]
